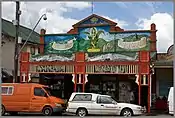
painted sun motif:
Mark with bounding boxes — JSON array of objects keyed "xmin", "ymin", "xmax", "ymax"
[{"xmin": 90, "ymin": 17, "xmax": 98, "ymax": 23}]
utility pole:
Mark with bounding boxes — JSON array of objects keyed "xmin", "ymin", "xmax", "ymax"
[{"xmin": 13, "ymin": 1, "xmax": 21, "ymax": 83}]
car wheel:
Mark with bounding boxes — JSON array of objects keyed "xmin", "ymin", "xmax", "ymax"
[
  {"xmin": 76, "ymin": 108, "xmax": 87, "ymax": 117},
  {"xmin": 1, "ymin": 105, "xmax": 5, "ymax": 116},
  {"xmin": 121, "ymin": 108, "xmax": 133, "ymax": 117},
  {"xmin": 42, "ymin": 106, "xmax": 53, "ymax": 116}
]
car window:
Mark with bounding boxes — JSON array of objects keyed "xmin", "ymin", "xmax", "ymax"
[
  {"xmin": 98, "ymin": 96, "xmax": 113, "ymax": 104},
  {"xmin": 34, "ymin": 87, "xmax": 46, "ymax": 97},
  {"xmin": 2, "ymin": 86, "xmax": 14, "ymax": 95},
  {"xmin": 72, "ymin": 94, "xmax": 92, "ymax": 101}
]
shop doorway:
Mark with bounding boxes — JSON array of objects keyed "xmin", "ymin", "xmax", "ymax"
[
  {"xmin": 85, "ymin": 74, "xmax": 138, "ymax": 103},
  {"xmin": 39, "ymin": 74, "xmax": 74, "ymax": 100},
  {"xmin": 141, "ymin": 86, "xmax": 148, "ymax": 107}
]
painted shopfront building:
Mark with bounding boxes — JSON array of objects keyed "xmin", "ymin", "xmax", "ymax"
[{"xmin": 20, "ymin": 14, "xmax": 157, "ymax": 113}]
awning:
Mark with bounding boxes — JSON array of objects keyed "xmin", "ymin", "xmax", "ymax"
[
  {"xmin": 153, "ymin": 60, "xmax": 173, "ymax": 68},
  {"xmin": 1, "ymin": 69, "xmax": 13, "ymax": 78}
]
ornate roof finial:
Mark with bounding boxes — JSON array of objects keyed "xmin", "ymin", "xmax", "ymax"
[{"xmin": 91, "ymin": 1, "xmax": 94, "ymax": 14}]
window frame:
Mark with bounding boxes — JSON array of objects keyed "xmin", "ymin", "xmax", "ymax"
[
  {"xmin": 72, "ymin": 94, "xmax": 92, "ymax": 101},
  {"xmin": 34, "ymin": 87, "xmax": 46, "ymax": 97},
  {"xmin": 1, "ymin": 86, "xmax": 14, "ymax": 95},
  {"xmin": 97, "ymin": 96, "xmax": 113, "ymax": 104},
  {"xmin": 30, "ymin": 46, "xmax": 35, "ymax": 55}
]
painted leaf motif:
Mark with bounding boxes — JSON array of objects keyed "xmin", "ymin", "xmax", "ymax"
[
  {"xmin": 84, "ymin": 32, "xmax": 90, "ymax": 35},
  {"xmin": 96, "ymin": 30, "xmax": 104, "ymax": 38}
]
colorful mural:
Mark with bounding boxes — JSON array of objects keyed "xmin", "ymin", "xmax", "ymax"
[
  {"xmin": 79, "ymin": 26, "xmax": 150, "ymax": 52},
  {"xmin": 85, "ymin": 52, "xmax": 139, "ymax": 61},
  {"xmin": 44, "ymin": 27, "xmax": 150, "ymax": 54},
  {"xmin": 79, "ymin": 17, "xmax": 109, "ymax": 26},
  {"xmin": 42, "ymin": 16, "xmax": 151, "ymax": 62},
  {"xmin": 44, "ymin": 35, "xmax": 78, "ymax": 54}
]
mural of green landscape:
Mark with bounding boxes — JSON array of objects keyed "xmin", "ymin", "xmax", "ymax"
[
  {"xmin": 40, "ymin": 26, "xmax": 151, "ymax": 61},
  {"xmin": 78, "ymin": 27, "xmax": 151, "ymax": 52},
  {"xmin": 44, "ymin": 35, "xmax": 78, "ymax": 54},
  {"xmin": 44, "ymin": 27, "xmax": 151, "ymax": 54}
]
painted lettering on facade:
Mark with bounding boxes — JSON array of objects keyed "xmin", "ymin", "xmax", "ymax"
[
  {"xmin": 86, "ymin": 65, "xmax": 138, "ymax": 74},
  {"xmin": 36, "ymin": 65, "xmax": 66, "ymax": 72}
]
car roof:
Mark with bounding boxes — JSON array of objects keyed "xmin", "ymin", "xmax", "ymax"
[
  {"xmin": 2, "ymin": 83, "xmax": 47, "ymax": 87},
  {"xmin": 71, "ymin": 92, "xmax": 111, "ymax": 97}
]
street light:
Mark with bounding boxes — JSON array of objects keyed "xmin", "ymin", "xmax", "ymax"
[
  {"xmin": 14, "ymin": 13, "xmax": 47, "ymax": 82},
  {"xmin": 16, "ymin": 13, "xmax": 47, "ymax": 58}
]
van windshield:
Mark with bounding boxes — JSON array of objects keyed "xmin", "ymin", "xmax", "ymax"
[{"xmin": 43, "ymin": 87, "xmax": 52, "ymax": 96}]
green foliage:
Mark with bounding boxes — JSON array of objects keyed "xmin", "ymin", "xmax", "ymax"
[
  {"xmin": 83, "ymin": 27, "xmax": 105, "ymax": 49},
  {"xmin": 44, "ymin": 32, "xmax": 150, "ymax": 54}
]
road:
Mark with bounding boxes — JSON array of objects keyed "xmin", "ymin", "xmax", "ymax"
[{"xmin": 4, "ymin": 112, "xmax": 173, "ymax": 117}]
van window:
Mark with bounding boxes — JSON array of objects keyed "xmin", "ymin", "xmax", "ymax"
[
  {"xmin": 72, "ymin": 94, "xmax": 92, "ymax": 101},
  {"xmin": 34, "ymin": 87, "xmax": 46, "ymax": 97},
  {"xmin": 2, "ymin": 86, "xmax": 14, "ymax": 95},
  {"xmin": 43, "ymin": 87, "xmax": 52, "ymax": 96}
]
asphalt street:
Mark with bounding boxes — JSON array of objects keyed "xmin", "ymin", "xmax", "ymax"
[{"xmin": 3, "ymin": 112, "xmax": 173, "ymax": 117}]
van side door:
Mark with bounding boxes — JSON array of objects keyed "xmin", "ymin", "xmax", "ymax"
[{"xmin": 30, "ymin": 87, "xmax": 49, "ymax": 112}]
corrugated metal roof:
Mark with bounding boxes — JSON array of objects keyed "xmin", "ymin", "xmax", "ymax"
[{"xmin": 2, "ymin": 18, "xmax": 40, "ymax": 44}]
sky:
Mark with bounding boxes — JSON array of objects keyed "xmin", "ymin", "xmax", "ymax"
[{"xmin": 1, "ymin": 1, "xmax": 174, "ymax": 53}]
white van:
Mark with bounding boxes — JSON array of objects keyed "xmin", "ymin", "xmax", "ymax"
[{"xmin": 168, "ymin": 87, "xmax": 174, "ymax": 115}]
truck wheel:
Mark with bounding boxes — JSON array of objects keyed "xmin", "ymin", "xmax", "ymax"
[
  {"xmin": 121, "ymin": 108, "xmax": 133, "ymax": 117},
  {"xmin": 1, "ymin": 105, "xmax": 5, "ymax": 116},
  {"xmin": 76, "ymin": 108, "xmax": 87, "ymax": 117},
  {"xmin": 42, "ymin": 106, "xmax": 53, "ymax": 116}
]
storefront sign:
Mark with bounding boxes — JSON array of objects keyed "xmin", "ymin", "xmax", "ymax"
[
  {"xmin": 36, "ymin": 65, "xmax": 66, "ymax": 72},
  {"xmin": 34, "ymin": 65, "xmax": 74, "ymax": 73},
  {"xmin": 86, "ymin": 65, "xmax": 138, "ymax": 74}
]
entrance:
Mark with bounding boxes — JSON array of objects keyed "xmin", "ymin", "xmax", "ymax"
[
  {"xmin": 39, "ymin": 74, "xmax": 74, "ymax": 100},
  {"xmin": 85, "ymin": 74, "xmax": 138, "ymax": 103}
]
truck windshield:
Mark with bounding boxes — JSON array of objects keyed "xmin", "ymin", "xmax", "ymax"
[{"xmin": 43, "ymin": 87, "xmax": 52, "ymax": 96}]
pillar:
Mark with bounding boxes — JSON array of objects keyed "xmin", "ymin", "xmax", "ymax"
[
  {"xmin": 20, "ymin": 52, "xmax": 30, "ymax": 83},
  {"xmin": 150, "ymin": 23, "xmax": 157, "ymax": 52},
  {"xmin": 74, "ymin": 52, "xmax": 86, "ymax": 92},
  {"xmin": 148, "ymin": 74, "xmax": 151, "ymax": 113},
  {"xmin": 40, "ymin": 29, "xmax": 46, "ymax": 54}
]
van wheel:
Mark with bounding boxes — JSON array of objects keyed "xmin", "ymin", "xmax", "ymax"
[
  {"xmin": 76, "ymin": 108, "xmax": 87, "ymax": 117},
  {"xmin": 42, "ymin": 106, "xmax": 53, "ymax": 116},
  {"xmin": 9, "ymin": 112, "xmax": 18, "ymax": 116},
  {"xmin": 1, "ymin": 105, "xmax": 5, "ymax": 116}
]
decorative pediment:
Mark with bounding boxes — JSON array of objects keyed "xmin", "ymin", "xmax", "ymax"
[{"xmin": 73, "ymin": 14, "xmax": 117, "ymax": 27}]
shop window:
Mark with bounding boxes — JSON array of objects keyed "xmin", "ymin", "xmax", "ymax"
[
  {"xmin": 34, "ymin": 87, "xmax": 45, "ymax": 97},
  {"xmin": 2, "ymin": 86, "xmax": 14, "ymax": 95},
  {"xmin": 72, "ymin": 94, "xmax": 92, "ymax": 101},
  {"xmin": 30, "ymin": 47, "xmax": 35, "ymax": 55},
  {"xmin": 38, "ymin": 47, "xmax": 40, "ymax": 54}
]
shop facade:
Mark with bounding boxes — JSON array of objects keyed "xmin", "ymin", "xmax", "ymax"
[{"xmin": 19, "ymin": 14, "xmax": 157, "ymax": 113}]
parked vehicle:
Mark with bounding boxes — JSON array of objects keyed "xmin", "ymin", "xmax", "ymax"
[
  {"xmin": 168, "ymin": 87, "xmax": 174, "ymax": 115},
  {"xmin": 1, "ymin": 83, "xmax": 66, "ymax": 116},
  {"xmin": 66, "ymin": 92, "xmax": 146, "ymax": 117}
]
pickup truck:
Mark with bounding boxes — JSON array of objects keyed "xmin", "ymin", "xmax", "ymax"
[{"xmin": 66, "ymin": 92, "xmax": 146, "ymax": 117}]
